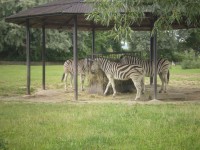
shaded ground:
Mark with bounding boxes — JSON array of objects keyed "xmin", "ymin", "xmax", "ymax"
[{"xmin": 1, "ymin": 84, "xmax": 200, "ymax": 104}]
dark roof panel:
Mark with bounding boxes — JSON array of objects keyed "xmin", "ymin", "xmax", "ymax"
[
  {"xmin": 63, "ymin": 3, "xmax": 93, "ymax": 13},
  {"xmin": 40, "ymin": 0, "xmax": 83, "ymax": 7},
  {"xmin": 6, "ymin": 0, "xmax": 91, "ymax": 19}
]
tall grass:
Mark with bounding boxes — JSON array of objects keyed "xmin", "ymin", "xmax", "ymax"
[{"xmin": 0, "ymin": 102, "xmax": 200, "ymax": 150}]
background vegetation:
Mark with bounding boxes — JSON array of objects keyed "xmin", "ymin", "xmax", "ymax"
[{"xmin": 0, "ymin": 0, "xmax": 200, "ymax": 68}]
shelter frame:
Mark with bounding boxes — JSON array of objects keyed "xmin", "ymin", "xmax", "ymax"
[{"xmin": 6, "ymin": 0, "xmax": 193, "ymax": 100}]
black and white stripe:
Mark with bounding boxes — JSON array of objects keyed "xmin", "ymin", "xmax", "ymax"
[
  {"xmin": 61, "ymin": 58, "xmax": 89, "ymax": 91},
  {"xmin": 91, "ymin": 57, "xmax": 145, "ymax": 100},
  {"xmin": 120, "ymin": 55, "xmax": 170, "ymax": 93}
]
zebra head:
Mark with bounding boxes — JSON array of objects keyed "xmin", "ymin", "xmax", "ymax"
[
  {"xmin": 83, "ymin": 58, "xmax": 92, "ymax": 72},
  {"xmin": 90, "ymin": 59, "xmax": 101, "ymax": 74}
]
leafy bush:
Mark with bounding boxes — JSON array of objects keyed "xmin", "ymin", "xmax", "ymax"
[
  {"xmin": 181, "ymin": 59, "xmax": 200, "ymax": 69},
  {"xmin": 181, "ymin": 50, "xmax": 200, "ymax": 69}
]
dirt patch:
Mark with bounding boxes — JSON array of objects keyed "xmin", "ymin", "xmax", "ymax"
[{"xmin": 1, "ymin": 85, "xmax": 200, "ymax": 105}]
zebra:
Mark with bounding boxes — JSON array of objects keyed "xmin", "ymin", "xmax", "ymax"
[
  {"xmin": 120, "ymin": 55, "xmax": 170, "ymax": 93},
  {"xmin": 90, "ymin": 57, "xmax": 145, "ymax": 100},
  {"xmin": 61, "ymin": 58, "xmax": 89, "ymax": 91}
]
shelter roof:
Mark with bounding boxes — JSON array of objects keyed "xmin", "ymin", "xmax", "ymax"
[{"xmin": 5, "ymin": 0, "xmax": 197, "ymax": 30}]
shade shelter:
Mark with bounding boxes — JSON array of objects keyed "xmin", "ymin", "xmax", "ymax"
[{"xmin": 5, "ymin": 0, "xmax": 197, "ymax": 100}]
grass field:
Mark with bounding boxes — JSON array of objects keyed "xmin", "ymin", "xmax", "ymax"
[
  {"xmin": 0, "ymin": 65, "xmax": 200, "ymax": 149},
  {"xmin": 0, "ymin": 65, "xmax": 63, "ymax": 96},
  {"xmin": 1, "ymin": 102, "xmax": 200, "ymax": 150}
]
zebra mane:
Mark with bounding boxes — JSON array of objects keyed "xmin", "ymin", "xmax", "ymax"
[{"xmin": 95, "ymin": 57, "xmax": 110, "ymax": 63}]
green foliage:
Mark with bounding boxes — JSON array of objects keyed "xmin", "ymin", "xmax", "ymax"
[
  {"xmin": 87, "ymin": 0, "xmax": 200, "ymax": 39},
  {"xmin": 181, "ymin": 50, "xmax": 200, "ymax": 69},
  {"xmin": 128, "ymin": 31, "xmax": 150, "ymax": 51},
  {"xmin": 0, "ymin": 0, "xmax": 53, "ymax": 51},
  {"xmin": 94, "ymin": 31, "xmax": 122, "ymax": 53},
  {"xmin": 126, "ymin": 30, "xmax": 187, "ymax": 61},
  {"xmin": 181, "ymin": 59, "xmax": 200, "ymax": 69},
  {"xmin": 185, "ymin": 29, "xmax": 200, "ymax": 56}
]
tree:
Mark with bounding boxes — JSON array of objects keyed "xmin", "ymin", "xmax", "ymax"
[
  {"xmin": 0, "ymin": 0, "xmax": 124, "ymax": 61},
  {"xmin": 87, "ymin": 0, "xmax": 200, "ymax": 39},
  {"xmin": 0, "ymin": 0, "xmax": 74, "ymax": 61},
  {"xmin": 185, "ymin": 29, "xmax": 200, "ymax": 57},
  {"xmin": 127, "ymin": 30, "xmax": 182, "ymax": 61}
]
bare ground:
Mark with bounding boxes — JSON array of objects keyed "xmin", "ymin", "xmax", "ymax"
[{"xmin": 1, "ymin": 84, "xmax": 200, "ymax": 105}]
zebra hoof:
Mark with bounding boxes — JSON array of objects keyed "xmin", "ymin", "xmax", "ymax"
[{"xmin": 134, "ymin": 97, "xmax": 140, "ymax": 101}]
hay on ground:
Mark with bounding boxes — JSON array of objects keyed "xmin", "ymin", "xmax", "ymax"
[{"xmin": 87, "ymin": 68, "xmax": 135, "ymax": 95}]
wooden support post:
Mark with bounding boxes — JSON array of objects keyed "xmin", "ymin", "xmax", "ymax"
[
  {"xmin": 92, "ymin": 27, "xmax": 95, "ymax": 59},
  {"xmin": 152, "ymin": 30, "xmax": 157, "ymax": 100},
  {"xmin": 73, "ymin": 15, "xmax": 78, "ymax": 101},
  {"xmin": 42, "ymin": 24, "xmax": 46, "ymax": 90},
  {"xmin": 150, "ymin": 36, "xmax": 153, "ymax": 85},
  {"xmin": 26, "ymin": 19, "xmax": 31, "ymax": 95}
]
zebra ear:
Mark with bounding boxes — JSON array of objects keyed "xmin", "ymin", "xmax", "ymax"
[{"xmin": 87, "ymin": 58, "xmax": 94, "ymax": 62}]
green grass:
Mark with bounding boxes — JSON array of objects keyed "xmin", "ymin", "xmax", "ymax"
[
  {"xmin": 0, "ymin": 64, "xmax": 200, "ymax": 149},
  {"xmin": 0, "ymin": 65, "xmax": 63, "ymax": 96},
  {"xmin": 169, "ymin": 66, "xmax": 200, "ymax": 84},
  {"xmin": 171, "ymin": 65, "xmax": 200, "ymax": 74},
  {"xmin": 0, "ymin": 102, "xmax": 200, "ymax": 150}
]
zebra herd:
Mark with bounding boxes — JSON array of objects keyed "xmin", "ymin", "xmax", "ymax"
[{"xmin": 62, "ymin": 56, "xmax": 170, "ymax": 100}]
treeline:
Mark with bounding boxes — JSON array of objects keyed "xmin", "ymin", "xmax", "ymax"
[
  {"xmin": 0, "ymin": 0, "xmax": 200, "ymax": 66},
  {"xmin": 0, "ymin": 0, "xmax": 122, "ymax": 62}
]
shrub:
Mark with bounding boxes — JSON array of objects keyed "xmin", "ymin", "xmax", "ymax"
[{"xmin": 181, "ymin": 59, "xmax": 200, "ymax": 69}]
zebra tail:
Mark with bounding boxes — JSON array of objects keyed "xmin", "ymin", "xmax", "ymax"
[
  {"xmin": 61, "ymin": 73, "xmax": 65, "ymax": 82},
  {"xmin": 167, "ymin": 70, "xmax": 170, "ymax": 84}
]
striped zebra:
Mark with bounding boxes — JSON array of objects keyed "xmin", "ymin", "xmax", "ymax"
[
  {"xmin": 61, "ymin": 58, "xmax": 89, "ymax": 91},
  {"xmin": 120, "ymin": 55, "xmax": 170, "ymax": 93},
  {"xmin": 90, "ymin": 57, "xmax": 145, "ymax": 100}
]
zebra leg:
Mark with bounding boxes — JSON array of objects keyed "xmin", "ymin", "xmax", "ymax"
[
  {"xmin": 141, "ymin": 77, "xmax": 145, "ymax": 94},
  {"xmin": 163, "ymin": 74, "xmax": 168, "ymax": 93},
  {"xmin": 109, "ymin": 78, "xmax": 116, "ymax": 96},
  {"xmin": 104, "ymin": 81, "xmax": 111, "ymax": 95},
  {"xmin": 132, "ymin": 79, "xmax": 142, "ymax": 100},
  {"xmin": 64, "ymin": 73, "xmax": 68, "ymax": 91},
  {"xmin": 70, "ymin": 73, "xmax": 73, "ymax": 89},
  {"xmin": 80, "ymin": 74, "xmax": 85, "ymax": 91},
  {"xmin": 159, "ymin": 73, "xmax": 164, "ymax": 93}
]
